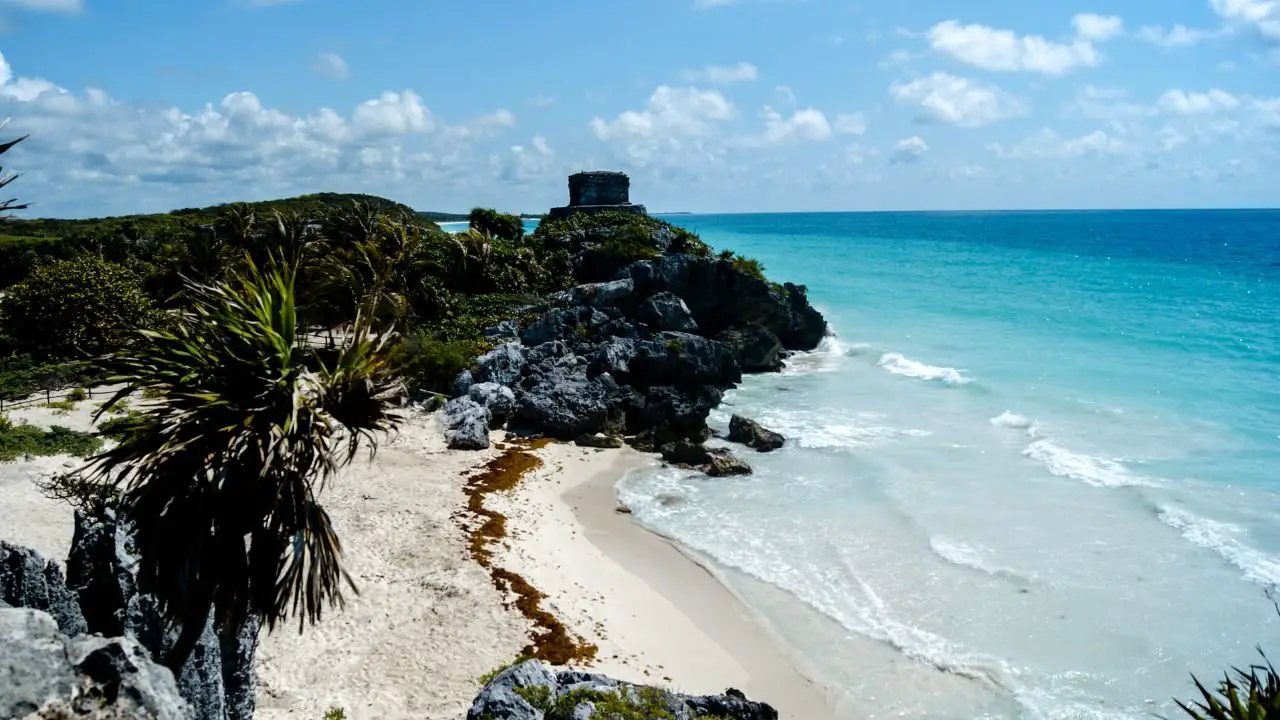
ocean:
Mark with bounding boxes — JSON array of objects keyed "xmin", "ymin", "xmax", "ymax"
[{"xmin": 599, "ymin": 210, "xmax": 1280, "ymax": 719}]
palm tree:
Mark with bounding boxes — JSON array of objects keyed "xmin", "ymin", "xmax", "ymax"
[
  {"xmin": 0, "ymin": 120, "xmax": 30, "ymax": 218},
  {"xmin": 84, "ymin": 254, "xmax": 405, "ymax": 671}
]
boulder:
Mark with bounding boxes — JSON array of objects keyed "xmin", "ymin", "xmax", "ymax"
[
  {"xmin": 0, "ymin": 540, "xmax": 88, "ymax": 637},
  {"xmin": 627, "ymin": 385, "xmax": 722, "ymax": 440},
  {"xmin": 514, "ymin": 367, "xmax": 610, "ymax": 440},
  {"xmin": 472, "ymin": 343, "xmax": 527, "ymax": 386},
  {"xmin": 714, "ymin": 324, "xmax": 784, "ymax": 373},
  {"xmin": 638, "ymin": 291, "xmax": 698, "ymax": 333},
  {"xmin": 706, "ymin": 449, "xmax": 753, "ymax": 478},
  {"xmin": 469, "ymin": 383, "xmax": 517, "ymax": 429},
  {"xmin": 66, "ymin": 510, "xmax": 135, "ymax": 637},
  {"xmin": 219, "ymin": 617, "xmax": 260, "ymax": 720},
  {"xmin": 444, "ymin": 396, "xmax": 491, "ymax": 450},
  {"xmin": 467, "ymin": 660, "xmax": 778, "ymax": 720},
  {"xmin": 452, "ymin": 369, "xmax": 475, "ymax": 398},
  {"xmin": 660, "ymin": 439, "xmax": 714, "ymax": 466},
  {"xmin": 589, "ymin": 337, "xmax": 637, "ymax": 377},
  {"xmin": 0, "ymin": 606, "xmax": 190, "ymax": 720},
  {"xmin": 482, "ymin": 318, "xmax": 521, "ymax": 342},
  {"xmin": 574, "ymin": 434, "xmax": 624, "ymax": 449},
  {"xmin": 727, "ymin": 415, "xmax": 786, "ymax": 452}
]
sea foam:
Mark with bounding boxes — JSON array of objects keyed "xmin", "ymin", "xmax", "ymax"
[{"xmin": 877, "ymin": 352, "xmax": 973, "ymax": 385}]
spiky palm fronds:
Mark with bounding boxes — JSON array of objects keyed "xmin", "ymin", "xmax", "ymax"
[
  {"xmin": 1177, "ymin": 650, "xmax": 1280, "ymax": 719},
  {"xmin": 83, "ymin": 254, "xmax": 404, "ymax": 670},
  {"xmin": 0, "ymin": 119, "xmax": 30, "ymax": 217}
]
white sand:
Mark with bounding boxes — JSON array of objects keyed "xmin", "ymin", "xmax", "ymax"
[{"xmin": 2, "ymin": 397, "xmax": 836, "ymax": 719}]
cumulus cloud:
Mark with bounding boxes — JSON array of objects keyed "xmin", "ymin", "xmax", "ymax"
[
  {"xmin": 1138, "ymin": 24, "xmax": 1220, "ymax": 46},
  {"xmin": 989, "ymin": 128, "xmax": 1127, "ymax": 159},
  {"xmin": 834, "ymin": 112, "xmax": 867, "ymax": 135},
  {"xmin": 926, "ymin": 15, "xmax": 1118, "ymax": 75},
  {"xmin": 1211, "ymin": 0, "xmax": 1280, "ymax": 40},
  {"xmin": 890, "ymin": 136, "xmax": 928, "ymax": 163},
  {"xmin": 314, "ymin": 52, "xmax": 349, "ymax": 80},
  {"xmin": 0, "ymin": 50, "xmax": 520, "ymax": 215},
  {"xmin": 501, "ymin": 134, "xmax": 558, "ymax": 183},
  {"xmin": 591, "ymin": 85, "xmax": 735, "ymax": 141},
  {"xmin": 1158, "ymin": 88, "xmax": 1242, "ymax": 115},
  {"xmin": 745, "ymin": 106, "xmax": 833, "ymax": 146},
  {"xmin": 890, "ymin": 72, "xmax": 1026, "ymax": 127},
  {"xmin": 1072, "ymin": 14, "xmax": 1124, "ymax": 41},
  {"xmin": 683, "ymin": 62, "xmax": 759, "ymax": 84}
]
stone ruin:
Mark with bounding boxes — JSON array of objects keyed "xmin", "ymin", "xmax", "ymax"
[{"xmin": 547, "ymin": 170, "xmax": 648, "ymax": 220}]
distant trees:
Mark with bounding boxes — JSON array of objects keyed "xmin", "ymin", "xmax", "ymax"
[{"xmin": 468, "ymin": 207, "xmax": 524, "ymax": 243}]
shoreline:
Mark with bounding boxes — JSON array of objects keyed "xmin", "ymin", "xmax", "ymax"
[{"xmin": 492, "ymin": 441, "xmax": 835, "ymax": 719}]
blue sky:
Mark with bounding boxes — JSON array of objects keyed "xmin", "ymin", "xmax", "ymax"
[{"xmin": 1, "ymin": 0, "xmax": 1278, "ymax": 217}]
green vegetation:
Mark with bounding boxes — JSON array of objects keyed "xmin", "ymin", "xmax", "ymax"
[
  {"xmin": 322, "ymin": 708, "xmax": 347, "ymax": 720},
  {"xmin": 0, "ymin": 256, "xmax": 159, "ymax": 358},
  {"xmin": 96, "ymin": 408, "xmax": 146, "ymax": 440},
  {"xmin": 511, "ymin": 683, "xmax": 727, "ymax": 720},
  {"xmin": 468, "ymin": 207, "xmax": 524, "ymax": 242},
  {"xmin": 717, "ymin": 249, "xmax": 766, "ymax": 282},
  {"xmin": 1177, "ymin": 651, "xmax": 1280, "ymax": 719},
  {"xmin": 477, "ymin": 655, "xmax": 533, "ymax": 687},
  {"xmin": 0, "ymin": 414, "xmax": 102, "ymax": 461}
]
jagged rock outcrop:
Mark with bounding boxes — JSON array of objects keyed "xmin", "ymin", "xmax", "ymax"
[
  {"xmin": 1, "ymin": 606, "xmax": 190, "ymax": 720},
  {"xmin": 1, "ymin": 540, "xmax": 88, "ymax": 637},
  {"xmin": 440, "ymin": 229, "xmax": 828, "ymax": 456},
  {"xmin": 63, "ymin": 511, "xmax": 257, "ymax": 720},
  {"xmin": 467, "ymin": 659, "xmax": 778, "ymax": 720},
  {"xmin": 575, "ymin": 433, "xmax": 624, "ymax": 449},
  {"xmin": 727, "ymin": 415, "xmax": 786, "ymax": 453}
]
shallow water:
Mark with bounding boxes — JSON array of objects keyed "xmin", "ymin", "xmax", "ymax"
[{"xmin": 616, "ymin": 210, "xmax": 1280, "ymax": 719}]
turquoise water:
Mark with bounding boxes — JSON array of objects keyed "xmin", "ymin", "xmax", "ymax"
[{"xmin": 606, "ymin": 211, "xmax": 1280, "ymax": 719}]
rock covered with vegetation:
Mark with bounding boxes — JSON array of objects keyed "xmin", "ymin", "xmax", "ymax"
[
  {"xmin": 468, "ymin": 659, "xmax": 778, "ymax": 720},
  {"xmin": 438, "ymin": 211, "xmax": 827, "ymax": 467}
]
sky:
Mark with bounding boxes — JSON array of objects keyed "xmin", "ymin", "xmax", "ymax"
[{"xmin": 1, "ymin": 0, "xmax": 1278, "ymax": 218}]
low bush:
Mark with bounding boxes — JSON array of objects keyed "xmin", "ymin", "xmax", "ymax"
[
  {"xmin": 393, "ymin": 333, "xmax": 487, "ymax": 395},
  {"xmin": 0, "ymin": 414, "xmax": 102, "ymax": 461}
]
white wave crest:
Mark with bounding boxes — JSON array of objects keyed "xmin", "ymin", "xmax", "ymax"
[
  {"xmin": 1023, "ymin": 440, "xmax": 1157, "ymax": 488},
  {"xmin": 990, "ymin": 411, "xmax": 1034, "ymax": 430},
  {"xmin": 1158, "ymin": 506, "xmax": 1280, "ymax": 589},
  {"xmin": 753, "ymin": 408, "xmax": 931, "ymax": 449},
  {"xmin": 929, "ymin": 537, "xmax": 1035, "ymax": 584},
  {"xmin": 781, "ymin": 333, "xmax": 846, "ymax": 375},
  {"xmin": 877, "ymin": 352, "xmax": 973, "ymax": 385}
]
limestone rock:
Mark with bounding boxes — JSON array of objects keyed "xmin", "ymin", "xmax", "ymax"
[
  {"xmin": 0, "ymin": 606, "xmax": 190, "ymax": 720},
  {"xmin": 467, "ymin": 660, "xmax": 778, "ymax": 720},
  {"xmin": 638, "ymin": 291, "xmax": 698, "ymax": 333},
  {"xmin": 514, "ymin": 367, "xmax": 610, "ymax": 440},
  {"xmin": 706, "ymin": 450, "xmax": 754, "ymax": 477},
  {"xmin": 715, "ymin": 324, "xmax": 784, "ymax": 373},
  {"xmin": 444, "ymin": 396, "xmax": 492, "ymax": 450},
  {"xmin": 66, "ymin": 509, "xmax": 135, "ymax": 637},
  {"xmin": 472, "ymin": 343, "xmax": 527, "ymax": 386},
  {"xmin": 0, "ymin": 540, "xmax": 88, "ymax": 637},
  {"xmin": 469, "ymin": 382, "xmax": 517, "ymax": 429},
  {"xmin": 574, "ymin": 433, "xmax": 624, "ymax": 449},
  {"xmin": 727, "ymin": 415, "xmax": 786, "ymax": 452}
]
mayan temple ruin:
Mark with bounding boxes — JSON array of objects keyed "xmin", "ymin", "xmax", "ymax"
[{"xmin": 546, "ymin": 170, "xmax": 648, "ymax": 219}]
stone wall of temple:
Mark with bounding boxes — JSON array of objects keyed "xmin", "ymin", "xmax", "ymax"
[{"xmin": 568, "ymin": 172, "xmax": 630, "ymax": 207}]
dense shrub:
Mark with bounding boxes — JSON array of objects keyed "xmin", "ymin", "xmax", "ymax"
[
  {"xmin": 469, "ymin": 207, "xmax": 525, "ymax": 243},
  {"xmin": 393, "ymin": 332, "xmax": 488, "ymax": 395},
  {"xmin": 0, "ymin": 256, "xmax": 159, "ymax": 358},
  {"xmin": 1177, "ymin": 651, "xmax": 1280, "ymax": 719},
  {"xmin": 0, "ymin": 356, "xmax": 108, "ymax": 401}
]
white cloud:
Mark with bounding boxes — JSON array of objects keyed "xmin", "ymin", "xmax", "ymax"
[
  {"xmin": 683, "ymin": 62, "xmax": 758, "ymax": 85},
  {"xmin": 1211, "ymin": 0, "xmax": 1280, "ymax": 40},
  {"xmin": 0, "ymin": 50, "xmax": 520, "ymax": 215},
  {"xmin": 1072, "ymin": 13, "xmax": 1124, "ymax": 41},
  {"xmin": 926, "ymin": 17, "xmax": 1111, "ymax": 75},
  {"xmin": 502, "ymin": 134, "xmax": 557, "ymax": 183},
  {"xmin": 890, "ymin": 72, "xmax": 1026, "ymax": 127},
  {"xmin": 989, "ymin": 128, "xmax": 1127, "ymax": 159},
  {"xmin": 1138, "ymin": 24, "xmax": 1219, "ymax": 46},
  {"xmin": 314, "ymin": 52, "xmax": 349, "ymax": 80},
  {"xmin": 1, "ymin": 0, "xmax": 81, "ymax": 12},
  {"xmin": 757, "ymin": 106, "xmax": 833, "ymax": 144},
  {"xmin": 591, "ymin": 85, "xmax": 735, "ymax": 141},
  {"xmin": 774, "ymin": 85, "xmax": 797, "ymax": 105},
  {"xmin": 1158, "ymin": 88, "xmax": 1241, "ymax": 115},
  {"xmin": 1068, "ymin": 84, "xmax": 1154, "ymax": 121},
  {"xmin": 834, "ymin": 112, "xmax": 867, "ymax": 135},
  {"xmin": 890, "ymin": 136, "xmax": 928, "ymax": 163}
]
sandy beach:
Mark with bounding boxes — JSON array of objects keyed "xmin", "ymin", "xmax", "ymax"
[{"xmin": 0, "ymin": 400, "xmax": 834, "ymax": 719}]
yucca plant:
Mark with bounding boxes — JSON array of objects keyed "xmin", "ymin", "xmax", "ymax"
[
  {"xmin": 83, "ymin": 254, "xmax": 404, "ymax": 671},
  {"xmin": 1177, "ymin": 650, "xmax": 1280, "ymax": 719}
]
